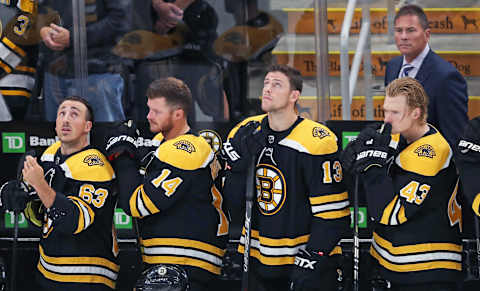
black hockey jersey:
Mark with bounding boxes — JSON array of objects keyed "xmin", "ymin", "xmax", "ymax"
[
  {"xmin": 226, "ymin": 115, "xmax": 350, "ymax": 278},
  {"xmin": 32, "ymin": 141, "xmax": 119, "ymax": 290},
  {"xmin": 0, "ymin": 0, "xmax": 37, "ymax": 101},
  {"xmin": 363, "ymin": 126, "xmax": 463, "ymax": 284},
  {"xmin": 121, "ymin": 133, "xmax": 229, "ymax": 279}
]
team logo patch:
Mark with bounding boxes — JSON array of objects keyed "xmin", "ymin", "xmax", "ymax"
[
  {"xmin": 414, "ymin": 144, "xmax": 436, "ymax": 158},
  {"xmin": 255, "ymin": 164, "xmax": 286, "ymax": 216},
  {"xmin": 173, "ymin": 140, "xmax": 196, "ymax": 153},
  {"xmin": 83, "ymin": 154, "xmax": 104, "ymax": 166},
  {"xmin": 199, "ymin": 130, "xmax": 222, "ymax": 153},
  {"xmin": 312, "ymin": 127, "xmax": 330, "ymax": 139}
]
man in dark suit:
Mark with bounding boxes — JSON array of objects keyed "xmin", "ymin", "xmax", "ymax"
[{"xmin": 385, "ymin": 4, "xmax": 468, "ymax": 147}]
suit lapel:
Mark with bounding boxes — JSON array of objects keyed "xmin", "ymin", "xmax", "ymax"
[{"xmin": 415, "ymin": 49, "xmax": 434, "ymax": 83}]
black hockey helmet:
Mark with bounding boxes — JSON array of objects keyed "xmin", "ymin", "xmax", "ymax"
[{"xmin": 134, "ymin": 264, "xmax": 189, "ymax": 291}]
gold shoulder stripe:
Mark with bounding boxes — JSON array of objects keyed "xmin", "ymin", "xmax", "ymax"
[
  {"xmin": 153, "ymin": 132, "xmax": 164, "ymax": 142},
  {"xmin": 41, "ymin": 141, "xmax": 61, "ymax": 162},
  {"xmin": 396, "ymin": 131, "xmax": 452, "ymax": 176},
  {"xmin": 155, "ymin": 134, "xmax": 214, "ymax": 170},
  {"xmin": 227, "ymin": 114, "xmax": 266, "ymax": 139},
  {"xmin": 17, "ymin": 0, "xmax": 35, "ymax": 14},
  {"xmin": 472, "ymin": 193, "xmax": 480, "ymax": 217},
  {"xmin": 62, "ymin": 149, "xmax": 115, "ymax": 182},
  {"xmin": 280, "ymin": 119, "xmax": 338, "ymax": 155}
]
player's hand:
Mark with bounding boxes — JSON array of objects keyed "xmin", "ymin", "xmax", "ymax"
[
  {"xmin": 353, "ymin": 123, "xmax": 392, "ymax": 173},
  {"xmin": 222, "ymin": 121, "xmax": 265, "ymax": 172},
  {"xmin": 105, "ymin": 120, "xmax": 139, "ymax": 161},
  {"xmin": 456, "ymin": 117, "xmax": 480, "ymax": 164},
  {"xmin": 290, "ymin": 248, "xmax": 333, "ymax": 291},
  {"xmin": 340, "ymin": 138, "xmax": 360, "ymax": 174},
  {"xmin": 0, "ymin": 180, "xmax": 30, "ymax": 212}
]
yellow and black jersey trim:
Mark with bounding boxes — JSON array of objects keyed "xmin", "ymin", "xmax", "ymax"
[
  {"xmin": 380, "ymin": 195, "xmax": 407, "ymax": 225},
  {"xmin": 17, "ymin": 0, "xmax": 35, "ymax": 14},
  {"xmin": 309, "ymin": 191, "xmax": 350, "ymax": 219},
  {"xmin": 155, "ymin": 134, "xmax": 214, "ymax": 171},
  {"xmin": 472, "ymin": 193, "xmax": 480, "ymax": 217},
  {"xmin": 69, "ymin": 196, "xmax": 95, "ymax": 234},
  {"xmin": 37, "ymin": 245, "xmax": 119, "ymax": 289},
  {"xmin": 41, "ymin": 141, "xmax": 61, "ymax": 162},
  {"xmin": 0, "ymin": 36, "xmax": 25, "ymax": 74},
  {"xmin": 0, "ymin": 65, "xmax": 35, "ymax": 98},
  {"xmin": 227, "ymin": 114, "xmax": 266, "ymax": 140},
  {"xmin": 129, "ymin": 184, "xmax": 160, "ymax": 218},
  {"xmin": 395, "ymin": 129, "xmax": 452, "ymax": 176},
  {"xmin": 60, "ymin": 149, "xmax": 115, "ymax": 182},
  {"xmin": 238, "ymin": 229, "xmax": 309, "ymax": 266},
  {"xmin": 370, "ymin": 232, "xmax": 462, "ymax": 273},
  {"xmin": 279, "ymin": 119, "xmax": 338, "ymax": 156},
  {"xmin": 140, "ymin": 238, "xmax": 225, "ymax": 275},
  {"xmin": 237, "ymin": 229, "xmax": 341, "ymax": 266},
  {"xmin": 153, "ymin": 132, "xmax": 164, "ymax": 143}
]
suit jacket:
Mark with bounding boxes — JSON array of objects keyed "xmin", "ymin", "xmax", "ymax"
[{"xmin": 385, "ymin": 49, "xmax": 469, "ymax": 147}]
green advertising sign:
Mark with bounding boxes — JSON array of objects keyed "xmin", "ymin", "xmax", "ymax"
[
  {"xmin": 114, "ymin": 208, "xmax": 132, "ymax": 229},
  {"xmin": 349, "ymin": 207, "xmax": 367, "ymax": 228},
  {"xmin": 2, "ymin": 132, "xmax": 25, "ymax": 153},
  {"xmin": 342, "ymin": 131, "xmax": 359, "ymax": 149},
  {"xmin": 4, "ymin": 212, "xmax": 29, "ymax": 228}
]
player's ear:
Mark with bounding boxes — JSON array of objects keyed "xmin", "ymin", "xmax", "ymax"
[{"xmin": 85, "ymin": 120, "xmax": 92, "ymax": 132}]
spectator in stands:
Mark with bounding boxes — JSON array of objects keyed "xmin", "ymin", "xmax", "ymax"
[
  {"xmin": 385, "ymin": 4, "xmax": 468, "ymax": 147},
  {"xmin": 39, "ymin": 0, "xmax": 130, "ymax": 122},
  {"xmin": 113, "ymin": 0, "xmax": 229, "ymax": 122}
]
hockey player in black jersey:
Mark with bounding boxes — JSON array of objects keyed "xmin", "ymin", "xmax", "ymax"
[
  {"xmin": 342, "ymin": 77, "xmax": 463, "ymax": 290},
  {"xmin": 0, "ymin": 96, "xmax": 119, "ymax": 290},
  {"xmin": 456, "ymin": 116, "xmax": 480, "ymax": 217},
  {"xmin": 222, "ymin": 64, "xmax": 350, "ymax": 291},
  {"xmin": 105, "ymin": 77, "xmax": 228, "ymax": 291}
]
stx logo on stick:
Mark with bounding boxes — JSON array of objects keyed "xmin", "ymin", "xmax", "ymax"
[{"xmin": 294, "ymin": 256, "xmax": 317, "ymax": 270}]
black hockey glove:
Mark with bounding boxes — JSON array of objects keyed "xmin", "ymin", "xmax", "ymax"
[
  {"xmin": 222, "ymin": 121, "xmax": 265, "ymax": 172},
  {"xmin": 353, "ymin": 123, "xmax": 392, "ymax": 173},
  {"xmin": 456, "ymin": 117, "xmax": 480, "ymax": 164},
  {"xmin": 0, "ymin": 180, "xmax": 31, "ymax": 212},
  {"xmin": 290, "ymin": 248, "xmax": 334, "ymax": 291},
  {"xmin": 105, "ymin": 120, "xmax": 139, "ymax": 161},
  {"xmin": 340, "ymin": 137, "xmax": 361, "ymax": 174}
]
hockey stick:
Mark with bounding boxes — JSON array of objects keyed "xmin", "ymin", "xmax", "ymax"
[
  {"xmin": 10, "ymin": 150, "xmax": 36, "ymax": 291},
  {"xmin": 474, "ymin": 215, "xmax": 480, "ymax": 279},
  {"xmin": 352, "ymin": 173, "xmax": 360, "ymax": 291},
  {"xmin": 241, "ymin": 155, "xmax": 256, "ymax": 291}
]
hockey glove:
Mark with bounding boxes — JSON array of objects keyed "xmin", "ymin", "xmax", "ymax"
[
  {"xmin": 340, "ymin": 137, "xmax": 361, "ymax": 173},
  {"xmin": 105, "ymin": 120, "xmax": 139, "ymax": 161},
  {"xmin": 222, "ymin": 121, "xmax": 265, "ymax": 172},
  {"xmin": 353, "ymin": 123, "xmax": 392, "ymax": 173},
  {"xmin": 0, "ymin": 180, "xmax": 31, "ymax": 212},
  {"xmin": 456, "ymin": 117, "xmax": 480, "ymax": 164},
  {"xmin": 290, "ymin": 248, "xmax": 334, "ymax": 291},
  {"xmin": 24, "ymin": 199, "xmax": 45, "ymax": 227}
]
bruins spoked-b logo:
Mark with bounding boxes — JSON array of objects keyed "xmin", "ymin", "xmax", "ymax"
[
  {"xmin": 83, "ymin": 154, "xmax": 104, "ymax": 166},
  {"xmin": 256, "ymin": 164, "xmax": 286, "ymax": 216},
  {"xmin": 174, "ymin": 140, "xmax": 196, "ymax": 153},
  {"xmin": 312, "ymin": 127, "xmax": 330, "ymax": 139},
  {"xmin": 414, "ymin": 144, "xmax": 436, "ymax": 158},
  {"xmin": 199, "ymin": 129, "xmax": 222, "ymax": 153}
]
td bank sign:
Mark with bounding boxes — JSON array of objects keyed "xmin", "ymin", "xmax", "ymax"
[{"xmin": 2, "ymin": 132, "xmax": 25, "ymax": 153}]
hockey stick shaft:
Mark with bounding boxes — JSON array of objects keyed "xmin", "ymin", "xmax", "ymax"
[
  {"xmin": 241, "ymin": 156, "xmax": 256, "ymax": 291},
  {"xmin": 353, "ymin": 174, "xmax": 360, "ymax": 291},
  {"xmin": 475, "ymin": 215, "xmax": 480, "ymax": 279}
]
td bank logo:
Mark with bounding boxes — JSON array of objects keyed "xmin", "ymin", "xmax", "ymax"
[
  {"xmin": 342, "ymin": 131, "xmax": 359, "ymax": 149},
  {"xmin": 114, "ymin": 208, "xmax": 132, "ymax": 229},
  {"xmin": 2, "ymin": 132, "xmax": 25, "ymax": 153},
  {"xmin": 350, "ymin": 207, "xmax": 367, "ymax": 228},
  {"xmin": 4, "ymin": 212, "xmax": 29, "ymax": 228}
]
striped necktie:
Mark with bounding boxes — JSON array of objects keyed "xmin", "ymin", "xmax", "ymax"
[{"xmin": 401, "ymin": 64, "xmax": 414, "ymax": 77}]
